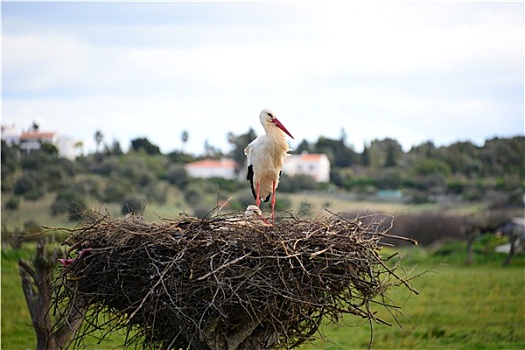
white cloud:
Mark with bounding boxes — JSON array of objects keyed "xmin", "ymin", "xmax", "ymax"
[
  {"xmin": 3, "ymin": 33, "xmax": 90, "ymax": 92},
  {"xmin": 2, "ymin": 2, "xmax": 522, "ymax": 156}
]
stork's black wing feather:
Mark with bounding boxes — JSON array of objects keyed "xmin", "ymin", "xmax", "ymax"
[{"xmin": 247, "ymin": 165, "xmax": 256, "ymax": 199}]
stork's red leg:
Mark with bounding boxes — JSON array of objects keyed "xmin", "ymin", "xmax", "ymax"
[
  {"xmin": 255, "ymin": 181, "xmax": 261, "ymax": 207},
  {"xmin": 271, "ymin": 180, "xmax": 277, "ymax": 223}
]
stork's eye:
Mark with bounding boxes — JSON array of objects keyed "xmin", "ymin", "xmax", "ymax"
[{"xmin": 268, "ymin": 113, "xmax": 274, "ymax": 119}]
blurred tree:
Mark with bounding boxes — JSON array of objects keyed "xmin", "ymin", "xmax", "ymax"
[
  {"xmin": 203, "ymin": 140, "xmax": 222, "ymax": 158},
  {"xmin": 227, "ymin": 128, "xmax": 257, "ymax": 172},
  {"xmin": 94, "ymin": 130, "xmax": 104, "ymax": 153},
  {"xmin": 1, "ymin": 140, "xmax": 19, "ymax": 192},
  {"xmin": 166, "ymin": 163, "xmax": 190, "ymax": 189},
  {"xmin": 5, "ymin": 196, "xmax": 20, "ymax": 211},
  {"xmin": 108, "ymin": 140, "xmax": 123, "ymax": 156},
  {"xmin": 181, "ymin": 130, "xmax": 189, "ymax": 152},
  {"xmin": 168, "ymin": 150, "xmax": 196, "ymax": 164},
  {"xmin": 482, "ymin": 136, "xmax": 525, "ymax": 177},
  {"xmin": 121, "ymin": 195, "xmax": 145, "ymax": 215},
  {"xmin": 50, "ymin": 189, "xmax": 87, "ymax": 221},
  {"xmin": 339, "ymin": 127, "xmax": 348, "ymax": 144},
  {"xmin": 361, "ymin": 143, "xmax": 370, "ymax": 167},
  {"xmin": 413, "ymin": 159, "xmax": 451, "ymax": 177},
  {"xmin": 293, "ymin": 139, "xmax": 312, "ymax": 154},
  {"xmin": 367, "ymin": 138, "xmax": 403, "ymax": 169},
  {"xmin": 14, "ymin": 172, "xmax": 45, "ymax": 200},
  {"xmin": 409, "ymin": 140, "xmax": 436, "ymax": 158},
  {"xmin": 40, "ymin": 142, "xmax": 59, "ymax": 156},
  {"xmin": 74, "ymin": 141, "xmax": 84, "ymax": 157},
  {"xmin": 278, "ymin": 174, "xmax": 317, "ymax": 193},
  {"xmin": 130, "ymin": 137, "xmax": 161, "ymax": 155},
  {"xmin": 314, "ymin": 136, "xmax": 358, "ymax": 168},
  {"xmin": 436, "ymin": 141, "xmax": 481, "ymax": 177}
]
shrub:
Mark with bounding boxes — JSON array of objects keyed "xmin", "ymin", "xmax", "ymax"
[
  {"xmin": 184, "ymin": 188, "xmax": 202, "ymax": 206},
  {"xmin": 229, "ymin": 192, "xmax": 256, "ymax": 210},
  {"xmin": 100, "ymin": 181, "xmax": 132, "ymax": 203},
  {"xmin": 50, "ymin": 189, "xmax": 87, "ymax": 221},
  {"xmin": 145, "ymin": 183, "xmax": 168, "ymax": 204},
  {"xmin": 274, "ymin": 196, "xmax": 292, "ymax": 211},
  {"xmin": 389, "ymin": 211, "xmax": 463, "ymax": 246},
  {"xmin": 208, "ymin": 177, "xmax": 242, "ymax": 193},
  {"xmin": 121, "ymin": 196, "xmax": 145, "ymax": 215},
  {"xmin": 278, "ymin": 174, "xmax": 317, "ymax": 193},
  {"xmin": 14, "ymin": 172, "xmax": 45, "ymax": 200},
  {"xmin": 166, "ymin": 164, "xmax": 190, "ymax": 189},
  {"xmin": 4, "ymin": 196, "xmax": 20, "ymax": 211},
  {"xmin": 23, "ymin": 220, "xmax": 42, "ymax": 235},
  {"xmin": 297, "ymin": 201, "xmax": 313, "ymax": 217}
]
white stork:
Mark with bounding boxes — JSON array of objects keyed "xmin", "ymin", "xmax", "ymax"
[{"xmin": 244, "ymin": 109, "xmax": 294, "ymax": 222}]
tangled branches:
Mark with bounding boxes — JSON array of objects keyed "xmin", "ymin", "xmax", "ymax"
[{"xmin": 53, "ymin": 211, "xmax": 418, "ymax": 350}]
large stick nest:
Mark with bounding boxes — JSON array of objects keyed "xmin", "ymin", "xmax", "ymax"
[{"xmin": 53, "ymin": 210, "xmax": 417, "ymax": 350}]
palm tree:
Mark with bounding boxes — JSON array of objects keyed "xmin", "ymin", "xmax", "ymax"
[
  {"xmin": 181, "ymin": 130, "xmax": 189, "ymax": 153},
  {"xmin": 94, "ymin": 130, "xmax": 104, "ymax": 153}
]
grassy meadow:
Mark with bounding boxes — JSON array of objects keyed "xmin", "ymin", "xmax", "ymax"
[
  {"xmin": 2, "ymin": 193, "xmax": 524, "ymax": 349},
  {"xmin": 2, "ymin": 241, "xmax": 524, "ymax": 349}
]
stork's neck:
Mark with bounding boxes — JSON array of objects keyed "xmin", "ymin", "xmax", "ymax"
[
  {"xmin": 264, "ymin": 125, "xmax": 289, "ymax": 156},
  {"xmin": 265, "ymin": 124, "xmax": 288, "ymax": 142}
]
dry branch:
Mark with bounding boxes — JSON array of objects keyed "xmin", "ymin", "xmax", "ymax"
[{"xmin": 53, "ymin": 211, "xmax": 417, "ymax": 350}]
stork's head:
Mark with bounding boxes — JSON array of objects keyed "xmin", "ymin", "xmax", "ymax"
[{"xmin": 259, "ymin": 109, "xmax": 294, "ymax": 139}]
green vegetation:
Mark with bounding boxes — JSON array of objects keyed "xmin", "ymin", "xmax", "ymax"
[
  {"xmin": 1, "ymin": 133, "xmax": 524, "ymax": 348},
  {"xmin": 2, "ymin": 135, "xmax": 524, "ymax": 236},
  {"xmin": 2, "ymin": 241, "xmax": 523, "ymax": 349},
  {"xmin": 304, "ymin": 265, "xmax": 524, "ymax": 349}
]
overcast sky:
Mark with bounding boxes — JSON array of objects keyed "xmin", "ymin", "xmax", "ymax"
[{"xmin": 2, "ymin": 1, "xmax": 524, "ymax": 155}]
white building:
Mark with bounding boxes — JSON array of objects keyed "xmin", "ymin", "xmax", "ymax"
[
  {"xmin": 19, "ymin": 131, "xmax": 58, "ymax": 153},
  {"xmin": 18, "ymin": 131, "xmax": 77, "ymax": 160},
  {"xmin": 185, "ymin": 158, "xmax": 237, "ymax": 180},
  {"xmin": 1, "ymin": 124, "xmax": 19, "ymax": 146},
  {"xmin": 283, "ymin": 153, "xmax": 330, "ymax": 182}
]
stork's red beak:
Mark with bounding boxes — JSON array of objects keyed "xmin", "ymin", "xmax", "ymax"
[{"xmin": 273, "ymin": 118, "xmax": 294, "ymax": 139}]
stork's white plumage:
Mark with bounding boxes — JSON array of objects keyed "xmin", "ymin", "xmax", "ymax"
[
  {"xmin": 244, "ymin": 205, "xmax": 271, "ymax": 226},
  {"xmin": 244, "ymin": 205, "xmax": 264, "ymax": 218},
  {"xmin": 244, "ymin": 109, "xmax": 294, "ymax": 222}
]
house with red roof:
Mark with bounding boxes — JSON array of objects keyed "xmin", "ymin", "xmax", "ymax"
[
  {"xmin": 282, "ymin": 152, "xmax": 330, "ymax": 182},
  {"xmin": 15, "ymin": 130, "xmax": 77, "ymax": 160},
  {"xmin": 185, "ymin": 158, "xmax": 237, "ymax": 180}
]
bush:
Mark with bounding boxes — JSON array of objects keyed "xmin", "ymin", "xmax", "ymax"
[
  {"xmin": 97, "ymin": 157, "xmax": 119, "ymax": 175},
  {"xmin": 50, "ymin": 189, "xmax": 87, "ymax": 221},
  {"xmin": 14, "ymin": 172, "xmax": 45, "ymax": 200},
  {"xmin": 117, "ymin": 158, "xmax": 155, "ymax": 187},
  {"xmin": 297, "ymin": 201, "xmax": 313, "ymax": 217},
  {"xmin": 278, "ymin": 174, "xmax": 317, "ymax": 193},
  {"xmin": 229, "ymin": 192, "xmax": 256, "ymax": 210},
  {"xmin": 208, "ymin": 177, "xmax": 242, "ymax": 193},
  {"xmin": 100, "ymin": 181, "xmax": 132, "ymax": 203},
  {"xmin": 121, "ymin": 196, "xmax": 145, "ymax": 215},
  {"xmin": 389, "ymin": 211, "xmax": 463, "ymax": 246},
  {"xmin": 184, "ymin": 188, "xmax": 202, "ymax": 206},
  {"xmin": 145, "ymin": 183, "xmax": 168, "ymax": 204},
  {"xmin": 23, "ymin": 220, "xmax": 42, "ymax": 235},
  {"xmin": 166, "ymin": 164, "xmax": 190, "ymax": 189},
  {"xmin": 71, "ymin": 177, "xmax": 100, "ymax": 197},
  {"xmin": 4, "ymin": 196, "xmax": 20, "ymax": 211}
]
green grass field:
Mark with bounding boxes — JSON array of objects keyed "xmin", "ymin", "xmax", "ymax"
[
  {"xmin": 304, "ymin": 264, "xmax": 524, "ymax": 349},
  {"xmin": 2, "ymin": 241, "xmax": 524, "ymax": 350}
]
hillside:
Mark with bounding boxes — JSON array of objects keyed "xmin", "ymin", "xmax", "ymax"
[{"xmin": 1, "ymin": 135, "xmax": 523, "ymax": 245}]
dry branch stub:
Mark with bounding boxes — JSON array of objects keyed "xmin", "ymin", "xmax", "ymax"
[{"xmin": 53, "ymin": 211, "xmax": 418, "ymax": 350}]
